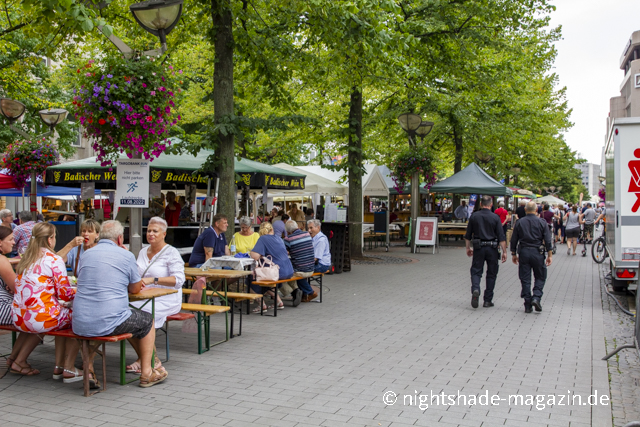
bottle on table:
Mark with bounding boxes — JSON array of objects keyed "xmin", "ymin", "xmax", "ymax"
[{"xmin": 229, "ymin": 235, "xmax": 236, "ymax": 255}]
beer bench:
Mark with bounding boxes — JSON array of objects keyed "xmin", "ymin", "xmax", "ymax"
[
  {"xmin": 182, "ymin": 289, "xmax": 261, "ymax": 338},
  {"xmin": 0, "ymin": 324, "xmax": 132, "ymax": 397}
]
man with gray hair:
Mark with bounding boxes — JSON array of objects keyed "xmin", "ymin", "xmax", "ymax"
[
  {"xmin": 307, "ymin": 219, "xmax": 331, "ymax": 278},
  {"xmin": 13, "ymin": 210, "xmax": 36, "ymax": 255},
  {"xmin": 284, "ymin": 220, "xmax": 317, "ymax": 305},
  {"xmin": 73, "ymin": 220, "xmax": 168, "ymax": 388}
]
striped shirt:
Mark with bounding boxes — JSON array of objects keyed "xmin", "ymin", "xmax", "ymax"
[{"xmin": 284, "ymin": 229, "xmax": 315, "ymax": 273}]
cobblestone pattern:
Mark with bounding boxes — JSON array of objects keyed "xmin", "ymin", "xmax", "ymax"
[
  {"xmin": 600, "ymin": 263, "xmax": 640, "ymax": 426},
  {"xmin": 352, "ymin": 255, "xmax": 414, "ymax": 265},
  {"xmin": 0, "ymin": 244, "xmax": 611, "ymax": 426}
]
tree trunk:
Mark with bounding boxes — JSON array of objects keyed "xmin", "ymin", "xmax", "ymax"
[
  {"xmin": 211, "ymin": 0, "xmax": 235, "ymax": 240},
  {"xmin": 452, "ymin": 125, "xmax": 463, "ymax": 210},
  {"xmin": 347, "ymin": 87, "xmax": 363, "ymax": 258}
]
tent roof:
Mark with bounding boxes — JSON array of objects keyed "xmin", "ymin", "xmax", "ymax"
[
  {"xmin": 46, "ymin": 138, "xmax": 305, "ymax": 190},
  {"xmin": 272, "ymin": 163, "xmax": 348, "ymax": 195},
  {"xmin": 296, "ymin": 164, "xmax": 389, "ymax": 197},
  {"xmin": 0, "ymin": 185, "xmax": 100, "ymax": 197},
  {"xmin": 536, "ymin": 195, "xmax": 566, "ymax": 205},
  {"xmin": 429, "ymin": 163, "xmax": 513, "ymax": 196}
]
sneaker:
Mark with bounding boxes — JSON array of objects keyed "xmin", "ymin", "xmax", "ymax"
[
  {"xmin": 291, "ymin": 289, "xmax": 302, "ymax": 307},
  {"xmin": 471, "ymin": 290, "xmax": 479, "ymax": 309},
  {"xmin": 532, "ymin": 298, "xmax": 542, "ymax": 312}
]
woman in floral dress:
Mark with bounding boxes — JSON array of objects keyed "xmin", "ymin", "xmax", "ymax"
[{"xmin": 10, "ymin": 223, "xmax": 87, "ymax": 383}]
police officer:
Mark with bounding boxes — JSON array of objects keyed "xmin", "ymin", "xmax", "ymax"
[
  {"xmin": 510, "ymin": 201, "xmax": 553, "ymax": 313},
  {"xmin": 464, "ymin": 196, "xmax": 507, "ymax": 309}
]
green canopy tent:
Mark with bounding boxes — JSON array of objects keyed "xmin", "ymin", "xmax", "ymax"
[
  {"xmin": 429, "ymin": 163, "xmax": 513, "ymax": 196},
  {"xmin": 46, "ymin": 145, "xmax": 306, "ymax": 191}
]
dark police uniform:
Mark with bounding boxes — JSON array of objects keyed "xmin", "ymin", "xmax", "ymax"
[
  {"xmin": 510, "ymin": 213, "xmax": 553, "ymax": 311},
  {"xmin": 464, "ymin": 208, "xmax": 506, "ymax": 304}
]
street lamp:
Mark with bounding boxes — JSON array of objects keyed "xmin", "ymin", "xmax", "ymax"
[
  {"xmin": 99, "ymin": 0, "xmax": 184, "ymax": 59},
  {"xmin": 397, "ymin": 113, "xmax": 434, "ymax": 253},
  {"xmin": 0, "ymin": 98, "xmax": 68, "ymax": 220}
]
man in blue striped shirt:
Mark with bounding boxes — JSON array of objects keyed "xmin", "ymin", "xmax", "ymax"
[{"xmin": 284, "ymin": 220, "xmax": 317, "ymax": 305}]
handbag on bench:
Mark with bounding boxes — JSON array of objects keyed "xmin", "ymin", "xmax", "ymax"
[{"xmin": 255, "ymin": 255, "xmax": 280, "ymax": 281}]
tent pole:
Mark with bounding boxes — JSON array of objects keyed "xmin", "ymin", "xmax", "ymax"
[{"xmin": 211, "ymin": 177, "xmax": 219, "ymax": 225}]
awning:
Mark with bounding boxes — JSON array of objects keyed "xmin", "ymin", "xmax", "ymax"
[
  {"xmin": 45, "ymin": 139, "xmax": 306, "ymax": 191},
  {"xmin": 0, "ymin": 185, "xmax": 101, "ymax": 197},
  {"xmin": 272, "ymin": 163, "xmax": 348, "ymax": 195},
  {"xmin": 429, "ymin": 163, "xmax": 513, "ymax": 196}
]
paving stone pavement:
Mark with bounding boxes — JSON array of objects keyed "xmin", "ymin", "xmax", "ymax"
[
  {"xmin": 0, "ymin": 243, "xmax": 617, "ymax": 426},
  {"xmin": 599, "ymin": 263, "xmax": 640, "ymax": 426}
]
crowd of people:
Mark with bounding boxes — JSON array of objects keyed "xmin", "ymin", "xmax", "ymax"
[
  {"xmin": 0, "ymin": 201, "xmax": 330, "ymax": 387},
  {"xmin": 188, "ymin": 205, "xmax": 331, "ymax": 311}
]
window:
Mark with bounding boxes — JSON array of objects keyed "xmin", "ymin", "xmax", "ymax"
[{"xmin": 71, "ymin": 126, "xmax": 82, "ymax": 147}]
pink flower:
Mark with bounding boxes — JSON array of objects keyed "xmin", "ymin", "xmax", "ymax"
[{"xmin": 150, "ymin": 91, "xmax": 156, "ymax": 96}]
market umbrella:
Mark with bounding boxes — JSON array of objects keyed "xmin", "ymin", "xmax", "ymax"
[
  {"xmin": 0, "ymin": 172, "xmax": 15, "ymax": 190},
  {"xmin": 429, "ymin": 163, "xmax": 513, "ymax": 196}
]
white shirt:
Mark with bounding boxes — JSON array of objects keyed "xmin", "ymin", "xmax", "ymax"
[{"xmin": 131, "ymin": 244, "xmax": 185, "ymax": 328}]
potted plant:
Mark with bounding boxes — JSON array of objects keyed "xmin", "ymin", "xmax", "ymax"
[
  {"xmin": 71, "ymin": 55, "xmax": 183, "ymax": 166},
  {"xmin": 389, "ymin": 145, "xmax": 437, "ymax": 194},
  {"xmin": 1, "ymin": 139, "xmax": 60, "ymax": 188}
]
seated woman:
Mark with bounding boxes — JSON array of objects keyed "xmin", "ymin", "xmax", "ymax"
[
  {"xmin": 250, "ymin": 222, "xmax": 294, "ymax": 311},
  {"xmin": 127, "ymin": 217, "xmax": 185, "ymax": 374},
  {"xmin": 60, "ymin": 219, "xmax": 101, "ymax": 277},
  {"xmin": 233, "ymin": 216, "xmax": 259, "ymax": 254},
  {"xmin": 10, "ymin": 223, "xmax": 88, "ymax": 383}
]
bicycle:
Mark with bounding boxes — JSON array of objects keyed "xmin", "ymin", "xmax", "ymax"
[{"xmin": 591, "ymin": 223, "xmax": 608, "ymax": 264}]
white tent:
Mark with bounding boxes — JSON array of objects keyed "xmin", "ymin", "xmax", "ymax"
[
  {"xmin": 536, "ymin": 195, "xmax": 567, "ymax": 205},
  {"xmin": 296, "ymin": 164, "xmax": 389, "ymax": 198},
  {"xmin": 272, "ymin": 163, "xmax": 348, "ymax": 195}
]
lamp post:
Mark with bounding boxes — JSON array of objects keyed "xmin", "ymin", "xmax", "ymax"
[
  {"xmin": 98, "ymin": 0, "xmax": 184, "ymax": 59},
  {"xmin": 398, "ymin": 113, "xmax": 434, "ymax": 253},
  {"xmin": 0, "ymin": 99, "xmax": 68, "ymax": 221}
]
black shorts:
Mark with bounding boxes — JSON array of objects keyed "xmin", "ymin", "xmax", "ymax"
[
  {"xmin": 566, "ymin": 228, "xmax": 580, "ymax": 239},
  {"xmin": 111, "ymin": 309, "xmax": 153, "ymax": 339}
]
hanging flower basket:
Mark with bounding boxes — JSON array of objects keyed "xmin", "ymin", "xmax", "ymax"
[
  {"xmin": 598, "ymin": 186, "xmax": 605, "ymax": 202},
  {"xmin": 1, "ymin": 139, "xmax": 60, "ymax": 188},
  {"xmin": 71, "ymin": 55, "xmax": 183, "ymax": 167},
  {"xmin": 389, "ymin": 145, "xmax": 437, "ymax": 194}
]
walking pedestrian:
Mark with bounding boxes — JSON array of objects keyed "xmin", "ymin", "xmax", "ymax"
[
  {"xmin": 564, "ymin": 205, "xmax": 580, "ymax": 255},
  {"xmin": 510, "ymin": 201, "xmax": 553, "ymax": 313},
  {"xmin": 464, "ymin": 196, "xmax": 507, "ymax": 309}
]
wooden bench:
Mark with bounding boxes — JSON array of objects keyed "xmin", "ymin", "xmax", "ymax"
[
  {"xmin": 438, "ymin": 229, "xmax": 466, "ymax": 242},
  {"xmin": 160, "ymin": 312, "xmax": 195, "ymax": 362},
  {"xmin": 179, "ymin": 303, "xmax": 230, "ymax": 354},
  {"xmin": 0, "ymin": 324, "xmax": 132, "ymax": 397},
  {"xmin": 251, "ymin": 278, "xmax": 299, "ymax": 317},
  {"xmin": 182, "ymin": 289, "xmax": 261, "ymax": 338}
]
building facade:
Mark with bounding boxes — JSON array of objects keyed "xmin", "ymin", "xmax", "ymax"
[{"xmin": 574, "ymin": 162, "xmax": 600, "ymax": 197}]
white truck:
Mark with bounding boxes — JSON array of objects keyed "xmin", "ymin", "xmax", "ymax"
[{"xmin": 604, "ymin": 117, "xmax": 640, "ymax": 292}]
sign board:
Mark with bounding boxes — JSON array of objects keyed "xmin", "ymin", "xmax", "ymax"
[
  {"xmin": 415, "ymin": 217, "xmax": 438, "ymax": 247},
  {"xmin": 80, "ymin": 182, "xmax": 95, "ymax": 200},
  {"xmin": 149, "ymin": 182, "xmax": 162, "ymax": 198},
  {"xmin": 115, "ymin": 159, "xmax": 149, "ymax": 208},
  {"xmin": 324, "ymin": 203, "xmax": 338, "ymax": 222},
  {"xmin": 336, "ymin": 208, "xmax": 347, "ymax": 222}
]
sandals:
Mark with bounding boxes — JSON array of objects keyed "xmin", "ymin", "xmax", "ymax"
[
  {"xmin": 10, "ymin": 361, "xmax": 40, "ymax": 376},
  {"xmin": 63, "ymin": 368, "xmax": 84, "ymax": 383},
  {"xmin": 53, "ymin": 365, "xmax": 64, "ymax": 380},
  {"xmin": 126, "ymin": 361, "xmax": 142, "ymax": 374},
  {"xmin": 252, "ymin": 303, "xmax": 270, "ymax": 313},
  {"xmin": 127, "ymin": 358, "xmax": 165, "ymax": 375},
  {"xmin": 88, "ymin": 369, "xmax": 100, "ymax": 390},
  {"xmin": 277, "ymin": 302, "xmax": 284, "ymax": 310},
  {"xmin": 139, "ymin": 368, "xmax": 168, "ymax": 388}
]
